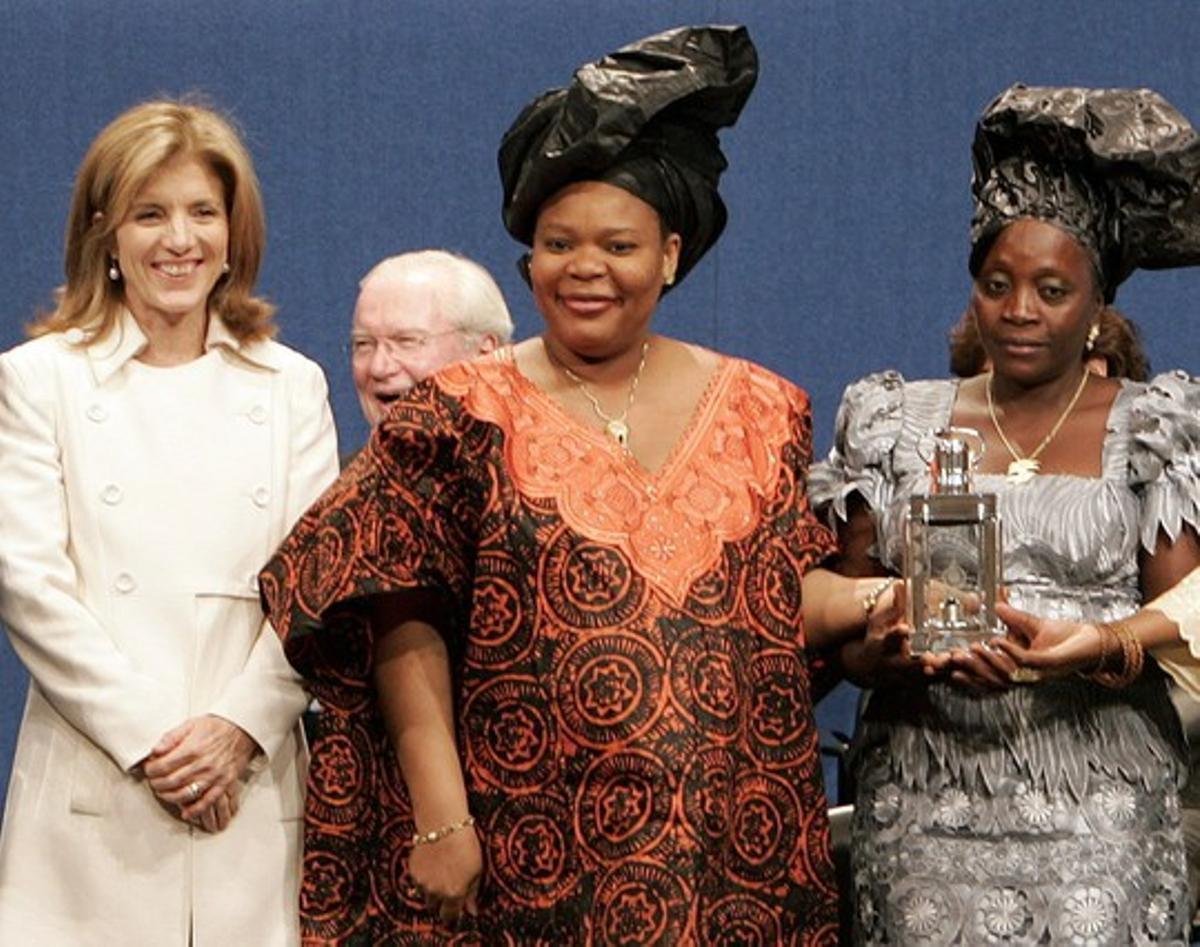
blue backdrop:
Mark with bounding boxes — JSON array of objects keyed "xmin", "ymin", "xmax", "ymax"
[{"xmin": 3, "ymin": 0, "xmax": 1200, "ymax": 806}]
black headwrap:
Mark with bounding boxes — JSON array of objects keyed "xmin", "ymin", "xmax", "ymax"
[
  {"xmin": 970, "ymin": 84, "xmax": 1200, "ymax": 302},
  {"xmin": 499, "ymin": 25, "xmax": 758, "ymax": 286}
]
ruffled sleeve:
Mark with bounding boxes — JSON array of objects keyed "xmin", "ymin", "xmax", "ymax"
[
  {"xmin": 259, "ymin": 379, "xmax": 486, "ymax": 698},
  {"xmin": 809, "ymin": 370, "xmax": 906, "ymax": 527},
  {"xmin": 1128, "ymin": 370, "xmax": 1200, "ymax": 552},
  {"xmin": 1147, "ymin": 568, "xmax": 1200, "ymax": 700}
]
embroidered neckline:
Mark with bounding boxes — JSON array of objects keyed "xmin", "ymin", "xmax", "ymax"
[{"xmin": 437, "ymin": 351, "xmax": 797, "ymax": 606}]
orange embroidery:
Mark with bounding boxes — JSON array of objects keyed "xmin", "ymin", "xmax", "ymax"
[{"xmin": 437, "ymin": 353, "xmax": 798, "ymax": 607}]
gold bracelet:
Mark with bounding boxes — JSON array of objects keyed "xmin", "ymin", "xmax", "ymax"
[
  {"xmin": 411, "ymin": 815, "xmax": 475, "ymax": 847},
  {"xmin": 1078, "ymin": 622, "xmax": 1117, "ymax": 677},
  {"xmin": 1087, "ymin": 620, "xmax": 1144, "ymax": 689},
  {"xmin": 860, "ymin": 579, "xmax": 894, "ymax": 622}
]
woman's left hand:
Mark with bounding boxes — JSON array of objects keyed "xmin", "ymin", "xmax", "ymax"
[
  {"xmin": 408, "ymin": 824, "xmax": 483, "ymax": 923},
  {"xmin": 991, "ymin": 601, "xmax": 1103, "ymax": 680},
  {"xmin": 143, "ymin": 715, "xmax": 259, "ymax": 821}
]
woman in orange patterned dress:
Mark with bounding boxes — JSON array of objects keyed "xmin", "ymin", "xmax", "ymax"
[{"xmin": 261, "ymin": 26, "xmax": 886, "ymax": 945}]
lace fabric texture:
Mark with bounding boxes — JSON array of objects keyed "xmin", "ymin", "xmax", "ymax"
[{"xmin": 811, "ymin": 371, "xmax": 1200, "ymax": 945}]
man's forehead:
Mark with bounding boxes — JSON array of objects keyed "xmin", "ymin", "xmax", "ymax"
[{"xmin": 352, "ymin": 276, "xmax": 449, "ymax": 334}]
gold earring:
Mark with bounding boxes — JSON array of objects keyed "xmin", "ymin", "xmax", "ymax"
[{"xmin": 1085, "ymin": 322, "xmax": 1100, "ymax": 352}]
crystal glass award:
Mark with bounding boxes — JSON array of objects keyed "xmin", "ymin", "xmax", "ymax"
[{"xmin": 904, "ymin": 427, "xmax": 1003, "ymax": 653}]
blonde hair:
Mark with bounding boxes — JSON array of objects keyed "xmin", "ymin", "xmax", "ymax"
[{"xmin": 32, "ymin": 97, "xmax": 275, "ymax": 342}]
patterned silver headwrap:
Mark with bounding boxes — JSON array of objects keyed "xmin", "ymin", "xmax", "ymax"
[{"xmin": 970, "ymin": 84, "xmax": 1200, "ymax": 301}]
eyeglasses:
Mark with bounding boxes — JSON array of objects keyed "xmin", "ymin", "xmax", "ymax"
[{"xmin": 348, "ymin": 329, "xmax": 461, "ymax": 361}]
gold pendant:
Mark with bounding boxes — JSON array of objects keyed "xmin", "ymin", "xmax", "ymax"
[
  {"xmin": 1006, "ymin": 458, "xmax": 1039, "ymax": 485},
  {"xmin": 605, "ymin": 419, "xmax": 629, "ymax": 447}
]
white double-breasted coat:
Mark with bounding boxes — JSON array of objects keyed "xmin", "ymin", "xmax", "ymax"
[{"xmin": 0, "ymin": 311, "xmax": 338, "ymax": 945}]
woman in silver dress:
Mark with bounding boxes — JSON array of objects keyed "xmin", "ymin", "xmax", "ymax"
[{"xmin": 812, "ymin": 84, "xmax": 1200, "ymax": 944}]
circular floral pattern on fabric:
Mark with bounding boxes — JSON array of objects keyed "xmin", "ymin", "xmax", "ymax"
[
  {"xmin": 540, "ymin": 532, "xmax": 646, "ymax": 630},
  {"xmin": 729, "ymin": 771, "xmax": 801, "ymax": 885},
  {"xmin": 375, "ymin": 415, "xmax": 441, "ymax": 489},
  {"xmin": 299, "ymin": 833, "xmax": 373, "ymax": 943},
  {"xmin": 929, "ymin": 787, "xmax": 974, "ymax": 832},
  {"xmin": 1084, "ymin": 780, "xmax": 1142, "ymax": 839},
  {"xmin": 1049, "ymin": 879, "xmax": 1125, "ymax": 945},
  {"xmin": 746, "ymin": 649, "xmax": 816, "ymax": 768},
  {"xmin": 679, "ymin": 745, "xmax": 740, "ymax": 844},
  {"xmin": 667, "ymin": 627, "xmax": 742, "ymax": 736},
  {"xmin": 463, "ymin": 676, "xmax": 556, "ymax": 791},
  {"xmin": 577, "ymin": 750, "xmax": 672, "ymax": 861},
  {"xmin": 797, "ymin": 801, "xmax": 838, "ymax": 897},
  {"xmin": 294, "ymin": 520, "xmax": 360, "ymax": 619},
  {"xmin": 265, "ymin": 358, "xmax": 840, "ymax": 941},
  {"xmin": 305, "ymin": 723, "xmax": 378, "ymax": 828},
  {"xmin": 1010, "ymin": 782, "xmax": 1059, "ymax": 835},
  {"xmin": 488, "ymin": 794, "xmax": 580, "ymax": 907},
  {"xmin": 967, "ymin": 883, "xmax": 1047, "ymax": 945},
  {"xmin": 681, "ymin": 545, "xmax": 742, "ymax": 621},
  {"xmin": 594, "ymin": 860, "xmax": 691, "ymax": 946},
  {"xmin": 741, "ymin": 535, "xmax": 805, "ymax": 646},
  {"xmin": 1137, "ymin": 871, "xmax": 1188, "ymax": 942},
  {"xmin": 466, "ymin": 552, "xmax": 532, "ymax": 667},
  {"xmin": 890, "ymin": 878, "xmax": 963, "ymax": 946},
  {"xmin": 555, "ymin": 633, "xmax": 665, "ymax": 748},
  {"xmin": 700, "ymin": 893, "xmax": 782, "ymax": 945}
]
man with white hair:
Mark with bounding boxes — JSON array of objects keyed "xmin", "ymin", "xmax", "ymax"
[{"xmin": 350, "ymin": 250, "xmax": 514, "ymax": 426}]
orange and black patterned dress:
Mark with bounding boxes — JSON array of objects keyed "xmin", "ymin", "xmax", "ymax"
[{"xmin": 260, "ymin": 349, "xmax": 839, "ymax": 945}]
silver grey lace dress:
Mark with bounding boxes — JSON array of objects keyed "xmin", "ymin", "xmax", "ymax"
[{"xmin": 811, "ymin": 370, "xmax": 1200, "ymax": 946}]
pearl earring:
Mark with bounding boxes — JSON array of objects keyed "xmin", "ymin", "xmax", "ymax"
[
  {"xmin": 108, "ymin": 258, "xmax": 120, "ymax": 281},
  {"xmin": 1085, "ymin": 322, "xmax": 1100, "ymax": 352}
]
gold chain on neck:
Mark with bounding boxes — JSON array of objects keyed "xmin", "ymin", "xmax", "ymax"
[
  {"xmin": 985, "ymin": 368, "xmax": 1090, "ymax": 484},
  {"xmin": 551, "ymin": 339, "xmax": 650, "ymax": 450}
]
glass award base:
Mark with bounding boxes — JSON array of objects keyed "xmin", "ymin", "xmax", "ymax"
[{"xmin": 911, "ymin": 619, "xmax": 1001, "ymax": 654}]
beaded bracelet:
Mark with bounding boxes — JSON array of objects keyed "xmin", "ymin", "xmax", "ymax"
[
  {"xmin": 411, "ymin": 815, "xmax": 475, "ymax": 847},
  {"xmin": 860, "ymin": 579, "xmax": 894, "ymax": 622}
]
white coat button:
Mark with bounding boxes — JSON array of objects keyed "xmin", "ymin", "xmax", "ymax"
[
  {"xmin": 64, "ymin": 328, "xmax": 85, "ymax": 345},
  {"xmin": 86, "ymin": 403, "xmax": 108, "ymax": 422},
  {"xmin": 252, "ymin": 486, "xmax": 270, "ymax": 508},
  {"xmin": 113, "ymin": 572, "xmax": 137, "ymax": 593},
  {"xmin": 101, "ymin": 484, "xmax": 123, "ymax": 505},
  {"xmin": 248, "ymin": 405, "xmax": 268, "ymax": 424}
]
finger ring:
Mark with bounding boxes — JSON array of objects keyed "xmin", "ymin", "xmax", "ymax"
[
  {"xmin": 187, "ymin": 781, "xmax": 205, "ymax": 802},
  {"xmin": 1010, "ymin": 667, "xmax": 1042, "ymax": 684}
]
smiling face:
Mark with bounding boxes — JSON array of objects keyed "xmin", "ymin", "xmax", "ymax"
[
  {"xmin": 350, "ymin": 270, "xmax": 474, "ymax": 426},
  {"xmin": 971, "ymin": 218, "xmax": 1102, "ymax": 386},
  {"xmin": 529, "ymin": 180, "xmax": 680, "ymax": 361},
  {"xmin": 113, "ymin": 154, "xmax": 229, "ymax": 334}
]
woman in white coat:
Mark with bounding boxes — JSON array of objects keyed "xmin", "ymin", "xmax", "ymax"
[{"xmin": 0, "ymin": 100, "xmax": 338, "ymax": 945}]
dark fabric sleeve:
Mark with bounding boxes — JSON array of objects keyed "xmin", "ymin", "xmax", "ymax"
[
  {"xmin": 783, "ymin": 380, "xmax": 838, "ymax": 580},
  {"xmin": 259, "ymin": 383, "xmax": 486, "ymax": 697},
  {"xmin": 776, "ymin": 380, "xmax": 844, "ymax": 695}
]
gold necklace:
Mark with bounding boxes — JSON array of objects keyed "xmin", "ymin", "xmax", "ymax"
[
  {"xmin": 985, "ymin": 368, "xmax": 1090, "ymax": 485},
  {"xmin": 553, "ymin": 339, "xmax": 650, "ymax": 449}
]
